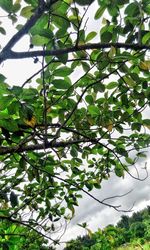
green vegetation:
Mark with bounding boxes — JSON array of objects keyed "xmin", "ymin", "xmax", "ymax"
[
  {"xmin": 64, "ymin": 206, "xmax": 150, "ymax": 249},
  {"xmin": 0, "ymin": 0, "xmax": 150, "ymax": 249},
  {"xmin": 0, "ymin": 220, "xmax": 55, "ymax": 250}
]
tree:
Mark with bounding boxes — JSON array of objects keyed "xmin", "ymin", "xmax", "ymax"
[
  {"xmin": 0, "ymin": 0, "xmax": 150, "ymax": 248},
  {"xmin": 117, "ymin": 215, "xmax": 130, "ymax": 229}
]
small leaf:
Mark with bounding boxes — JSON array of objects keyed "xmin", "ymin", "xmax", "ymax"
[
  {"xmin": 94, "ymin": 6, "xmax": 106, "ymax": 20},
  {"xmin": 142, "ymin": 119, "xmax": 150, "ymax": 129},
  {"xmin": 31, "ymin": 35, "xmax": 49, "ymax": 46},
  {"xmin": 88, "ymin": 105, "xmax": 100, "ymax": 116},
  {"xmin": 10, "ymin": 191, "xmax": 18, "ymax": 207},
  {"xmin": 125, "ymin": 2, "xmax": 139, "ymax": 17},
  {"xmin": 21, "ymin": 6, "xmax": 34, "ymax": 18},
  {"xmin": 52, "ymin": 79, "xmax": 71, "ymax": 89},
  {"xmin": 101, "ymin": 31, "xmax": 112, "ymax": 43},
  {"xmin": 85, "ymin": 31, "xmax": 97, "ymax": 42},
  {"xmin": 85, "ymin": 95, "xmax": 94, "ymax": 104},
  {"xmin": 0, "ymin": 27, "xmax": 6, "ymax": 35},
  {"xmin": 45, "ymin": 165, "xmax": 54, "ymax": 174},
  {"xmin": 24, "ymin": 116, "xmax": 36, "ymax": 128},
  {"xmin": 142, "ymin": 32, "xmax": 150, "ymax": 44},
  {"xmin": 108, "ymin": 46, "xmax": 116, "ymax": 58},
  {"xmin": 54, "ymin": 67, "xmax": 73, "ymax": 77},
  {"xmin": 107, "ymin": 82, "xmax": 118, "ymax": 89},
  {"xmin": 125, "ymin": 157, "xmax": 134, "ymax": 164},
  {"xmin": 115, "ymin": 165, "xmax": 124, "ymax": 177},
  {"xmin": 56, "ymin": 54, "xmax": 68, "ymax": 64},
  {"xmin": 105, "ymin": 121, "xmax": 113, "ymax": 132}
]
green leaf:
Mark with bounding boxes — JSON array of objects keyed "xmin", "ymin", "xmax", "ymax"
[
  {"xmin": 70, "ymin": 146, "xmax": 78, "ymax": 157},
  {"xmin": 45, "ymin": 165, "xmax": 54, "ymax": 174},
  {"xmin": 85, "ymin": 95, "xmax": 94, "ymax": 104},
  {"xmin": 12, "ymin": 2, "xmax": 21, "ymax": 13},
  {"xmin": 125, "ymin": 157, "xmax": 134, "ymax": 164},
  {"xmin": 0, "ymin": 119, "xmax": 18, "ymax": 132},
  {"xmin": 31, "ymin": 35, "xmax": 49, "ymax": 46},
  {"xmin": 0, "ymin": 110, "xmax": 10, "ymax": 119},
  {"xmin": 131, "ymin": 122, "xmax": 141, "ymax": 131},
  {"xmin": 0, "ymin": 27, "xmax": 6, "ymax": 35},
  {"xmin": 10, "ymin": 191, "xmax": 18, "ymax": 207},
  {"xmin": 20, "ymin": 6, "xmax": 34, "ymax": 18},
  {"xmin": 107, "ymin": 82, "xmax": 118, "ymax": 89},
  {"xmin": 114, "ymin": 165, "xmax": 124, "ymax": 177},
  {"xmin": 0, "ymin": 95, "xmax": 13, "ymax": 110},
  {"xmin": 0, "ymin": 0, "xmax": 13, "ymax": 12},
  {"xmin": 33, "ymin": 29, "xmax": 53, "ymax": 39},
  {"xmin": 123, "ymin": 76, "xmax": 136, "ymax": 87},
  {"xmin": 125, "ymin": 2, "xmax": 140, "ymax": 16},
  {"xmin": 85, "ymin": 31, "xmax": 97, "ymax": 42},
  {"xmin": 0, "ymin": 73, "xmax": 6, "ymax": 82},
  {"xmin": 142, "ymin": 31, "xmax": 150, "ymax": 45},
  {"xmin": 94, "ymin": 6, "xmax": 106, "ymax": 20},
  {"xmin": 54, "ymin": 67, "xmax": 73, "ymax": 77},
  {"xmin": 88, "ymin": 105, "xmax": 100, "ymax": 116},
  {"xmin": 52, "ymin": 79, "xmax": 71, "ymax": 89},
  {"xmin": 56, "ymin": 54, "xmax": 68, "ymax": 64},
  {"xmin": 81, "ymin": 62, "xmax": 90, "ymax": 72},
  {"xmin": 101, "ymin": 31, "xmax": 112, "ymax": 43},
  {"xmin": 116, "ymin": 146, "xmax": 128, "ymax": 157},
  {"xmin": 142, "ymin": 119, "xmax": 150, "ymax": 127}
]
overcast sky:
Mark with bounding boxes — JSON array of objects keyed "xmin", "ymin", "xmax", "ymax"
[{"xmin": 0, "ymin": 2, "xmax": 150, "ymax": 250}]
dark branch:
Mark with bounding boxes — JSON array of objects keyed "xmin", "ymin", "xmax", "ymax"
[
  {"xmin": 0, "ymin": 138, "xmax": 92, "ymax": 155},
  {"xmin": 0, "ymin": 0, "xmax": 59, "ymax": 64},
  {"xmin": 0, "ymin": 43, "xmax": 149, "ymax": 63}
]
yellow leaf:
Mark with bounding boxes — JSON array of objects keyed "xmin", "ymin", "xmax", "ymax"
[
  {"xmin": 103, "ymin": 120, "xmax": 113, "ymax": 132},
  {"xmin": 139, "ymin": 61, "xmax": 150, "ymax": 71},
  {"xmin": 24, "ymin": 116, "xmax": 36, "ymax": 128},
  {"xmin": 108, "ymin": 46, "xmax": 116, "ymax": 58}
]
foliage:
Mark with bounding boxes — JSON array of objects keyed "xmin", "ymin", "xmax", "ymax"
[
  {"xmin": 0, "ymin": 0, "xmax": 150, "ymax": 248},
  {"xmin": 64, "ymin": 206, "xmax": 150, "ymax": 249},
  {"xmin": 0, "ymin": 220, "xmax": 55, "ymax": 250}
]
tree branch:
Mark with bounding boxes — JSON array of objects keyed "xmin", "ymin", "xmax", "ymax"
[
  {"xmin": 0, "ymin": 138, "xmax": 92, "ymax": 155},
  {"xmin": 0, "ymin": 0, "xmax": 59, "ymax": 64},
  {"xmin": 0, "ymin": 43, "xmax": 149, "ymax": 63}
]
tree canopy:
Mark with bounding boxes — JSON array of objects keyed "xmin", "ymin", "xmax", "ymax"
[{"xmin": 0, "ymin": 0, "xmax": 150, "ymax": 248}]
